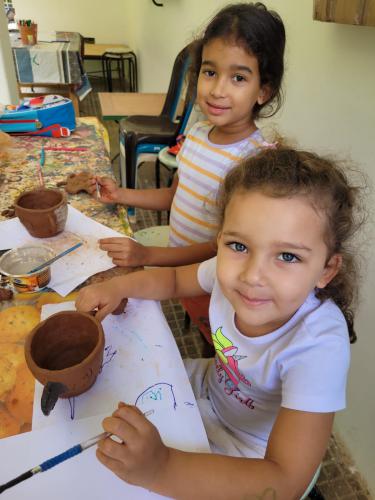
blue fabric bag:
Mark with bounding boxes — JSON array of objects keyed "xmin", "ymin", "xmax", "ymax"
[{"xmin": 0, "ymin": 95, "xmax": 76, "ymax": 137}]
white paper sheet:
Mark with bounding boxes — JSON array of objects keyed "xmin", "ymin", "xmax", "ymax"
[
  {"xmin": 0, "ymin": 206, "xmax": 126, "ymax": 296},
  {"xmin": 0, "ymin": 301, "xmax": 211, "ymax": 499},
  {"xmin": 32, "ymin": 301, "xmax": 210, "ymax": 448},
  {"xmin": 0, "ymin": 413, "xmax": 181, "ymax": 500}
]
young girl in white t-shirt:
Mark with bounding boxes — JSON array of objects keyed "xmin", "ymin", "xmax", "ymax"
[{"xmin": 76, "ymin": 146, "xmax": 363, "ymax": 499}]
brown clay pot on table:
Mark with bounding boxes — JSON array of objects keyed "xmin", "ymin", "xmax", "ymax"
[
  {"xmin": 15, "ymin": 188, "xmax": 68, "ymax": 238},
  {"xmin": 24, "ymin": 311, "xmax": 105, "ymax": 416}
]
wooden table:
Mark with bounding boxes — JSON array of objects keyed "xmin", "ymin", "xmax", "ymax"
[
  {"xmin": 0, "ymin": 298, "xmax": 210, "ymax": 499},
  {"xmin": 99, "ymin": 92, "xmax": 167, "ymax": 120},
  {"xmin": 0, "ymin": 117, "xmax": 132, "ymax": 234},
  {"xmin": 84, "ymin": 43, "xmax": 131, "ymax": 59},
  {"xmin": 0, "ymin": 116, "xmax": 134, "ymax": 439},
  {"xmin": 0, "ymin": 124, "xmax": 210, "ymax": 500}
]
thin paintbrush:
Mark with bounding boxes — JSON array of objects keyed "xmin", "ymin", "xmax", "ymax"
[
  {"xmin": 0, "ymin": 409, "xmax": 154, "ymax": 495},
  {"xmin": 0, "ymin": 431, "xmax": 109, "ymax": 495},
  {"xmin": 29, "ymin": 242, "xmax": 83, "ymax": 273},
  {"xmin": 37, "ymin": 145, "xmax": 45, "ymax": 187},
  {"xmin": 95, "ymin": 179, "xmax": 101, "ymax": 199}
]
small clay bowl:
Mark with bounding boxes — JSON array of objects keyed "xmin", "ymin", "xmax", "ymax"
[
  {"xmin": 25, "ymin": 311, "xmax": 105, "ymax": 415},
  {"xmin": 15, "ymin": 188, "xmax": 68, "ymax": 238},
  {"xmin": 0, "ymin": 245, "xmax": 54, "ymax": 293}
]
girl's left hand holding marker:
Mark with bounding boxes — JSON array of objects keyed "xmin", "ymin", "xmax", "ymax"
[
  {"xmin": 75, "ymin": 278, "xmax": 125, "ymax": 321},
  {"xmin": 98, "ymin": 403, "xmax": 169, "ymax": 489}
]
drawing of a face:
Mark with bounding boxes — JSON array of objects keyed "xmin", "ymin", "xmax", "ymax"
[{"xmin": 135, "ymin": 383, "xmax": 177, "ymax": 413}]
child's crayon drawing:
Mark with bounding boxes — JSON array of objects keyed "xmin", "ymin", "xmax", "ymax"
[
  {"xmin": 135, "ymin": 383, "xmax": 177, "ymax": 412},
  {"xmin": 68, "ymin": 397, "xmax": 75, "ymax": 420},
  {"xmin": 100, "ymin": 344, "xmax": 117, "ymax": 371}
]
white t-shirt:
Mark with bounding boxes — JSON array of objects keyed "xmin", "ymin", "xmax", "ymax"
[{"xmin": 196, "ymin": 257, "xmax": 351, "ymax": 455}]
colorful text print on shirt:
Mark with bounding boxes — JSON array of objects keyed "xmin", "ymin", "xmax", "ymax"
[
  {"xmin": 135, "ymin": 382, "xmax": 177, "ymax": 413},
  {"xmin": 212, "ymin": 327, "xmax": 250, "ymax": 387}
]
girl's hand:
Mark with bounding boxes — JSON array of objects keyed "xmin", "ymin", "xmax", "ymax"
[
  {"xmin": 97, "ymin": 403, "xmax": 169, "ymax": 489},
  {"xmin": 87, "ymin": 176, "xmax": 121, "ymax": 203},
  {"xmin": 99, "ymin": 237, "xmax": 150, "ymax": 267},
  {"xmin": 75, "ymin": 279, "xmax": 124, "ymax": 321}
]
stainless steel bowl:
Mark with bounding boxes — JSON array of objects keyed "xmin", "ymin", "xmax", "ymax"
[{"xmin": 0, "ymin": 245, "xmax": 54, "ymax": 293}]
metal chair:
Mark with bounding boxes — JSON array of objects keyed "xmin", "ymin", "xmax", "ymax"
[
  {"xmin": 118, "ymin": 43, "xmax": 193, "ymax": 192},
  {"xmin": 101, "ymin": 48, "xmax": 138, "ymax": 92}
]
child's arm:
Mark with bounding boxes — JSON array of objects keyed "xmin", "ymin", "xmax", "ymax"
[
  {"xmin": 99, "ymin": 238, "xmax": 217, "ymax": 267},
  {"xmin": 87, "ymin": 174, "xmax": 216, "ymax": 267},
  {"xmin": 75, "ymin": 263, "xmax": 204, "ymax": 321},
  {"xmin": 87, "ymin": 175, "xmax": 177, "ymax": 211},
  {"xmin": 97, "ymin": 405, "xmax": 333, "ymax": 500}
]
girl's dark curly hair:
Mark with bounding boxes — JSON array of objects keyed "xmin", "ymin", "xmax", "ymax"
[
  {"xmin": 218, "ymin": 147, "xmax": 366, "ymax": 342},
  {"xmin": 188, "ymin": 2, "xmax": 285, "ymax": 119}
]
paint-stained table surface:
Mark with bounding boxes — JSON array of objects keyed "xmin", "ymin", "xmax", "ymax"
[{"xmin": 0, "ymin": 117, "xmax": 135, "ymax": 439}]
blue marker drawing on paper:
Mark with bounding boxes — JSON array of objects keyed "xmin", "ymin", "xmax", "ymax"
[
  {"xmin": 135, "ymin": 383, "xmax": 177, "ymax": 412},
  {"xmin": 100, "ymin": 345, "xmax": 117, "ymax": 372},
  {"xmin": 131, "ymin": 330, "xmax": 149, "ymax": 350},
  {"xmin": 68, "ymin": 397, "xmax": 75, "ymax": 420},
  {"xmin": 66, "ymin": 345, "xmax": 116, "ymax": 421}
]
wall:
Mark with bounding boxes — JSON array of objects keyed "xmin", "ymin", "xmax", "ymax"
[
  {"xmin": 0, "ymin": 10, "xmax": 18, "ymax": 104},
  {"xmin": 12, "ymin": 0, "xmax": 137, "ymax": 46},
  {"xmin": 6, "ymin": 0, "xmax": 375, "ymax": 493},
  {"xmin": 12, "ymin": 0, "xmax": 138, "ymax": 76},
  {"xmin": 127, "ymin": 0, "xmax": 229, "ymax": 91},
  {"xmin": 262, "ymin": 2, "xmax": 375, "ymax": 491}
]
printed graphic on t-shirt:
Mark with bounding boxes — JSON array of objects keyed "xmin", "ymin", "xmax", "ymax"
[{"xmin": 212, "ymin": 327, "xmax": 255, "ymax": 410}]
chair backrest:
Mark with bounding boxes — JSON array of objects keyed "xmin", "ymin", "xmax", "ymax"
[
  {"xmin": 161, "ymin": 44, "xmax": 192, "ymax": 121},
  {"xmin": 175, "ymin": 85, "xmax": 196, "ymax": 136}
]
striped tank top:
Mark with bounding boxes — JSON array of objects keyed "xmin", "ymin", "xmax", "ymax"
[{"xmin": 168, "ymin": 121, "xmax": 265, "ymax": 247}]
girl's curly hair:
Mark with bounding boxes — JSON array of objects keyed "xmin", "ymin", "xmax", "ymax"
[{"xmin": 219, "ymin": 147, "xmax": 367, "ymax": 342}]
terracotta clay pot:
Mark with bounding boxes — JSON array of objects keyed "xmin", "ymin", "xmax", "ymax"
[
  {"xmin": 15, "ymin": 188, "xmax": 68, "ymax": 238},
  {"xmin": 25, "ymin": 311, "xmax": 105, "ymax": 416}
]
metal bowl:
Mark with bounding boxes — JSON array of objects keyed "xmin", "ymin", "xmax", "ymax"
[{"xmin": 0, "ymin": 245, "xmax": 54, "ymax": 293}]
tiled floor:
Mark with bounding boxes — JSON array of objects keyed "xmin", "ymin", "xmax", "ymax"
[{"xmin": 79, "ymin": 84, "xmax": 373, "ymax": 499}]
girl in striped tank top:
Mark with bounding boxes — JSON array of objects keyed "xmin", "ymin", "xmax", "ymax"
[{"xmin": 89, "ymin": 3, "xmax": 285, "ymax": 344}]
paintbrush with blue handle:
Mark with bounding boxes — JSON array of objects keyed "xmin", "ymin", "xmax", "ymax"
[
  {"xmin": 29, "ymin": 242, "xmax": 83, "ymax": 274},
  {"xmin": 0, "ymin": 430, "xmax": 109, "ymax": 495},
  {"xmin": 0, "ymin": 409, "xmax": 154, "ymax": 495}
]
